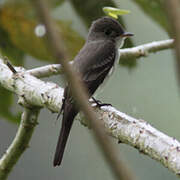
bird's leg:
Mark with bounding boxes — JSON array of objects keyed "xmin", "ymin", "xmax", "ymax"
[{"xmin": 91, "ymin": 97, "xmax": 112, "ymax": 107}]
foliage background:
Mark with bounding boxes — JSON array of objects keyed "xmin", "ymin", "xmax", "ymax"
[{"xmin": 0, "ymin": 0, "xmax": 180, "ymax": 179}]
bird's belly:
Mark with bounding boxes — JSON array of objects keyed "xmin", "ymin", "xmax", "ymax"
[{"xmin": 94, "ymin": 50, "xmax": 120, "ymax": 96}]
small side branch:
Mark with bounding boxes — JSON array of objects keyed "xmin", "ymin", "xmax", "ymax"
[
  {"xmin": 3, "ymin": 58, "xmax": 17, "ymax": 74},
  {"xmin": 27, "ymin": 39, "xmax": 174, "ymax": 78},
  {"xmin": 0, "ymin": 107, "xmax": 40, "ymax": 180},
  {"xmin": 119, "ymin": 39, "xmax": 174, "ymax": 60}
]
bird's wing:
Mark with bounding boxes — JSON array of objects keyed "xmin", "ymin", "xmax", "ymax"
[
  {"xmin": 61, "ymin": 41, "xmax": 116, "ymax": 102},
  {"xmin": 74, "ymin": 41, "xmax": 116, "ymax": 95}
]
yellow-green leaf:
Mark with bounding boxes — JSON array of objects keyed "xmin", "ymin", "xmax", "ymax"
[{"xmin": 103, "ymin": 7, "xmax": 130, "ymax": 19}]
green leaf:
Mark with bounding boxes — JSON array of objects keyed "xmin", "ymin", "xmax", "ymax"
[{"xmin": 103, "ymin": 7, "xmax": 130, "ymax": 19}]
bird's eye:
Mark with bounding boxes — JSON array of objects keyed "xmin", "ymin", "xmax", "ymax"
[{"xmin": 104, "ymin": 28, "xmax": 113, "ymax": 36}]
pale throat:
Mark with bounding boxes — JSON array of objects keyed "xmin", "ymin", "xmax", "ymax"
[{"xmin": 116, "ymin": 37, "xmax": 126, "ymax": 49}]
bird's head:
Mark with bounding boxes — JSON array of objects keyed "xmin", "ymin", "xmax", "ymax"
[{"xmin": 87, "ymin": 16, "xmax": 133, "ymax": 48}]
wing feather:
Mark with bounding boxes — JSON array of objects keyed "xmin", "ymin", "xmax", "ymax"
[{"xmin": 64, "ymin": 40, "xmax": 116, "ymax": 102}]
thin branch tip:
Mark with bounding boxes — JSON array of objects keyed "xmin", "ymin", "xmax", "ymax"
[{"xmin": 3, "ymin": 58, "xmax": 17, "ymax": 74}]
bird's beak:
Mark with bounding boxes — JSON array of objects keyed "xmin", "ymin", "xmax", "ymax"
[{"xmin": 121, "ymin": 32, "xmax": 134, "ymax": 37}]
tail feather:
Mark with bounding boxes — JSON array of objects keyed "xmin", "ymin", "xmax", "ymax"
[{"xmin": 53, "ymin": 104, "xmax": 78, "ymax": 166}]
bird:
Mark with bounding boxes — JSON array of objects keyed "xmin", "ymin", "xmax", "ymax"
[{"xmin": 53, "ymin": 16, "xmax": 133, "ymax": 166}]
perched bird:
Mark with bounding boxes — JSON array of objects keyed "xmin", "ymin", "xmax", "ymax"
[{"xmin": 53, "ymin": 16, "xmax": 133, "ymax": 166}]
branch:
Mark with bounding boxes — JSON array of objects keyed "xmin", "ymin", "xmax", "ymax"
[
  {"xmin": 0, "ymin": 107, "xmax": 40, "ymax": 180},
  {"xmin": 27, "ymin": 39, "xmax": 174, "ymax": 78},
  {"xmin": 97, "ymin": 107, "xmax": 180, "ymax": 177},
  {"xmin": 119, "ymin": 39, "xmax": 174, "ymax": 60},
  {"xmin": 0, "ymin": 58, "xmax": 180, "ymax": 177}
]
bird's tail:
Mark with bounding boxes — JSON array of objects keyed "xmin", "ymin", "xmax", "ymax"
[{"xmin": 53, "ymin": 104, "xmax": 78, "ymax": 166}]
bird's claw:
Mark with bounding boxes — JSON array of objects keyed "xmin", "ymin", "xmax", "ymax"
[{"xmin": 91, "ymin": 97, "xmax": 112, "ymax": 108}]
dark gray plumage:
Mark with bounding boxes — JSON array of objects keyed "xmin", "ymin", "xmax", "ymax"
[{"xmin": 53, "ymin": 16, "xmax": 133, "ymax": 166}]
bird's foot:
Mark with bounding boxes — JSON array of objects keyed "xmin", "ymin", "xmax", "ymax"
[{"xmin": 91, "ymin": 97, "xmax": 112, "ymax": 108}]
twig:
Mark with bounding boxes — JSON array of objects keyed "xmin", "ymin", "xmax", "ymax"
[
  {"xmin": 0, "ymin": 58, "xmax": 180, "ymax": 176},
  {"xmin": 32, "ymin": 0, "xmax": 133, "ymax": 179},
  {"xmin": 28, "ymin": 64, "xmax": 62, "ymax": 78},
  {"xmin": 27, "ymin": 39, "xmax": 174, "ymax": 78},
  {"xmin": 4, "ymin": 57, "xmax": 17, "ymax": 74},
  {"xmin": 0, "ymin": 107, "xmax": 40, "ymax": 180},
  {"xmin": 165, "ymin": 1, "xmax": 180, "ymax": 85},
  {"xmin": 119, "ymin": 39, "xmax": 174, "ymax": 60}
]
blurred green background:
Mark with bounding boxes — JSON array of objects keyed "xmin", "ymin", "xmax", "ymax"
[{"xmin": 0, "ymin": 0, "xmax": 180, "ymax": 179}]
